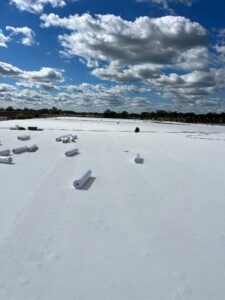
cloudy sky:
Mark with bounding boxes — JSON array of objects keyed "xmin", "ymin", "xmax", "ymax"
[{"xmin": 0, "ymin": 0, "xmax": 225, "ymax": 113}]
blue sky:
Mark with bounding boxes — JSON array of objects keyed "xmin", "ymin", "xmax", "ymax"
[{"xmin": 0, "ymin": 0, "xmax": 225, "ymax": 113}]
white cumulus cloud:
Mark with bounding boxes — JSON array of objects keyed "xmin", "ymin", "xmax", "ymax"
[
  {"xmin": 0, "ymin": 30, "xmax": 10, "ymax": 47},
  {"xmin": 39, "ymin": 13, "xmax": 225, "ymax": 106},
  {"xmin": 0, "ymin": 61, "xmax": 64, "ymax": 84},
  {"xmin": 6, "ymin": 26, "xmax": 36, "ymax": 46},
  {"xmin": 41, "ymin": 13, "xmax": 207, "ymax": 66},
  {"xmin": 10, "ymin": 0, "xmax": 67, "ymax": 14}
]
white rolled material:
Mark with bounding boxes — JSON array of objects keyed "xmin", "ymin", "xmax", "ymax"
[
  {"xmin": 0, "ymin": 156, "xmax": 12, "ymax": 164},
  {"xmin": 12, "ymin": 146, "xmax": 28, "ymax": 154},
  {"xmin": 17, "ymin": 135, "xmax": 30, "ymax": 141},
  {"xmin": 65, "ymin": 148, "xmax": 79, "ymax": 157},
  {"xmin": 70, "ymin": 135, "xmax": 77, "ymax": 142},
  {"xmin": 56, "ymin": 134, "xmax": 77, "ymax": 143},
  {"xmin": 62, "ymin": 137, "xmax": 70, "ymax": 143},
  {"xmin": 27, "ymin": 144, "xmax": 38, "ymax": 152},
  {"xmin": 0, "ymin": 149, "xmax": 10, "ymax": 156},
  {"xmin": 73, "ymin": 170, "xmax": 92, "ymax": 189},
  {"xmin": 134, "ymin": 153, "xmax": 142, "ymax": 163}
]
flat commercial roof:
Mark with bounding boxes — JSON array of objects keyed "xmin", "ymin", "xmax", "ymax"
[{"xmin": 0, "ymin": 117, "xmax": 225, "ymax": 300}]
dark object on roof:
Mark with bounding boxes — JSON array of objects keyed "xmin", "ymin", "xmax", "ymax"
[
  {"xmin": 134, "ymin": 127, "xmax": 140, "ymax": 133},
  {"xmin": 18, "ymin": 126, "xmax": 25, "ymax": 130},
  {"xmin": 28, "ymin": 126, "xmax": 38, "ymax": 131},
  {"xmin": 27, "ymin": 126, "xmax": 43, "ymax": 131}
]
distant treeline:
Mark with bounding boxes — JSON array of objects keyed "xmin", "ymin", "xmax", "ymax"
[{"xmin": 0, "ymin": 106, "xmax": 225, "ymax": 125}]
